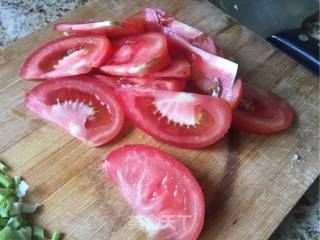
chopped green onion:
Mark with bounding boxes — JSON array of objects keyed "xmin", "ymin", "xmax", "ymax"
[
  {"xmin": 0, "ymin": 162, "xmax": 62, "ymax": 239},
  {"xmin": 21, "ymin": 202, "xmax": 40, "ymax": 214},
  {"xmin": 0, "ymin": 163, "xmax": 7, "ymax": 173},
  {"xmin": 52, "ymin": 231, "xmax": 61, "ymax": 240},
  {"xmin": 0, "ymin": 188, "xmax": 15, "ymax": 197},
  {"xmin": 6, "ymin": 216, "xmax": 25, "ymax": 229},
  {"xmin": 10, "ymin": 202, "xmax": 22, "ymax": 216},
  {"xmin": 14, "ymin": 176, "xmax": 21, "ymax": 186},
  {"xmin": 19, "ymin": 226, "xmax": 32, "ymax": 240},
  {"xmin": 0, "ymin": 174, "xmax": 14, "ymax": 189},
  {"xmin": 0, "ymin": 199, "xmax": 11, "ymax": 218},
  {"xmin": 33, "ymin": 225, "xmax": 45, "ymax": 239},
  {"xmin": 0, "ymin": 225, "xmax": 32, "ymax": 240},
  {"xmin": 0, "ymin": 218, "xmax": 8, "ymax": 227},
  {"xmin": 15, "ymin": 180, "xmax": 29, "ymax": 198}
]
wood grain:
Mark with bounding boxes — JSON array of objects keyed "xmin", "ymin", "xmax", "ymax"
[{"xmin": 0, "ymin": 0, "xmax": 319, "ymax": 239}]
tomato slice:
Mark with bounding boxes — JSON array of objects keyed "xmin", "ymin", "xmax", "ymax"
[
  {"xmin": 185, "ymin": 77, "xmax": 243, "ymax": 110},
  {"xmin": 164, "ymin": 29, "xmax": 242, "ymax": 107},
  {"xmin": 94, "ymin": 74, "xmax": 186, "ymax": 92},
  {"xmin": 102, "ymin": 144, "xmax": 205, "ymax": 240},
  {"xmin": 142, "ymin": 8, "xmax": 217, "ymax": 55},
  {"xmin": 164, "ymin": 28, "xmax": 242, "ymax": 108},
  {"xmin": 151, "ymin": 58, "xmax": 190, "ymax": 79},
  {"xmin": 100, "ymin": 33, "xmax": 170, "ymax": 77},
  {"xmin": 117, "ymin": 87, "xmax": 232, "ymax": 148},
  {"xmin": 224, "ymin": 78, "xmax": 243, "ymax": 109},
  {"xmin": 53, "ymin": 17, "xmax": 144, "ymax": 36},
  {"xmin": 233, "ymin": 84, "xmax": 293, "ymax": 134},
  {"xmin": 20, "ymin": 35, "xmax": 111, "ymax": 80},
  {"xmin": 25, "ymin": 76, "xmax": 124, "ymax": 146}
]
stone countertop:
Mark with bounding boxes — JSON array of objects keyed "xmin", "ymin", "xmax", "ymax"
[{"xmin": 0, "ymin": 1, "xmax": 319, "ymax": 240}]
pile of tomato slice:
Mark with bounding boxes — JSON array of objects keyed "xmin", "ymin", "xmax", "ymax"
[{"xmin": 20, "ymin": 8, "xmax": 294, "ymax": 239}]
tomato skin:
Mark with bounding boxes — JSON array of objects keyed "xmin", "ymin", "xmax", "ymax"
[
  {"xmin": 142, "ymin": 8, "xmax": 217, "ymax": 55},
  {"xmin": 233, "ymin": 84, "xmax": 293, "ymax": 134},
  {"xmin": 94, "ymin": 74, "xmax": 186, "ymax": 92},
  {"xmin": 185, "ymin": 77, "xmax": 243, "ymax": 110},
  {"xmin": 100, "ymin": 33, "xmax": 170, "ymax": 77},
  {"xmin": 151, "ymin": 58, "xmax": 191, "ymax": 79},
  {"xmin": 165, "ymin": 29, "xmax": 241, "ymax": 107},
  {"xmin": 20, "ymin": 35, "xmax": 111, "ymax": 80},
  {"xmin": 53, "ymin": 17, "xmax": 144, "ymax": 36},
  {"xmin": 102, "ymin": 144, "xmax": 205, "ymax": 240},
  {"xmin": 117, "ymin": 87, "xmax": 232, "ymax": 148},
  {"xmin": 227, "ymin": 78, "xmax": 243, "ymax": 109},
  {"xmin": 25, "ymin": 76, "xmax": 124, "ymax": 146}
]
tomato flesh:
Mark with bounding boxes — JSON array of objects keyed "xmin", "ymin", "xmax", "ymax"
[
  {"xmin": 100, "ymin": 33, "xmax": 170, "ymax": 77},
  {"xmin": 25, "ymin": 76, "xmax": 124, "ymax": 146},
  {"xmin": 103, "ymin": 144, "xmax": 205, "ymax": 240},
  {"xmin": 117, "ymin": 87, "xmax": 232, "ymax": 148},
  {"xmin": 233, "ymin": 84, "xmax": 293, "ymax": 134},
  {"xmin": 164, "ymin": 29, "xmax": 242, "ymax": 107},
  {"xmin": 20, "ymin": 35, "xmax": 111, "ymax": 80},
  {"xmin": 94, "ymin": 74, "xmax": 186, "ymax": 92},
  {"xmin": 53, "ymin": 17, "xmax": 144, "ymax": 36},
  {"xmin": 152, "ymin": 58, "xmax": 190, "ymax": 79},
  {"xmin": 142, "ymin": 8, "xmax": 217, "ymax": 54}
]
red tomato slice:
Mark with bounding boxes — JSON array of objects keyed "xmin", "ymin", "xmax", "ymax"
[
  {"xmin": 100, "ymin": 33, "xmax": 170, "ymax": 77},
  {"xmin": 20, "ymin": 35, "xmax": 111, "ymax": 80},
  {"xmin": 94, "ymin": 74, "xmax": 186, "ymax": 92},
  {"xmin": 117, "ymin": 87, "xmax": 232, "ymax": 148},
  {"xmin": 164, "ymin": 29, "xmax": 241, "ymax": 107},
  {"xmin": 102, "ymin": 144, "xmax": 205, "ymax": 240},
  {"xmin": 142, "ymin": 8, "xmax": 217, "ymax": 55},
  {"xmin": 53, "ymin": 17, "xmax": 144, "ymax": 36},
  {"xmin": 185, "ymin": 77, "xmax": 243, "ymax": 110},
  {"xmin": 25, "ymin": 76, "xmax": 124, "ymax": 146},
  {"xmin": 233, "ymin": 84, "xmax": 293, "ymax": 134},
  {"xmin": 151, "ymin": 58, "xmax": 190, "ymax": 79},
  {"xmin": 224, "ymin": 78, "xmax": 243, "ymax": 109}
]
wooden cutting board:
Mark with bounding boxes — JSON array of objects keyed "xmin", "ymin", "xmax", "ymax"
[{"xmin": 0, "ymin": 0, "xmax": 319, "ymax": 239}]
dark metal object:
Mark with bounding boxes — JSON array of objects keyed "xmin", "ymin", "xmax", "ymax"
[
  {"xmin": 267, "ymin": 29, "xmax": 319, "ymax": 74},
  {"xmin": 302, "ymin": 11, "xmax": 320, "ymax": 40},
  {"xmin": 267, "ymin": 11, "xmax": 320, "ymax": 74}
]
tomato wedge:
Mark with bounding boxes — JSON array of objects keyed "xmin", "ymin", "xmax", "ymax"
[
  {"xmin": 233, "ymin": 84, "xmax": 293, "ymax": 134},
  {"xmin": 164, "ymin": 29, "xmax": 242, "ymax": 109},
  {"xmin": 20, "ymin": 35, "xmax": 111, "ymax": 80},
  {"xmin": 151, "ymin": 58, "xmax": 190, "ymax": 79},
  {"xmin": 25, "ymin": 76, "xmax": 124, "ymax": 146},
  {"xmin": 100, "ymin": 33, "xmax": 170, "ymax": 77},
  {"xmin": 94, "ymin": 74, "xmax": 186, "ymax": 92},
  {"xmin": 102, "ymin": 144, "xmax": 205, "ymax": 240},
  {"xmin": 117, "ymin": 87, "xmax": 232, "ymax": 148},
  {"xmin": 142, "ymin": 8, "xmax": 217, "ymax": 55},
  {"xmin": 53, "ymin": 17, "xmax": 144, "ymax": 36}
]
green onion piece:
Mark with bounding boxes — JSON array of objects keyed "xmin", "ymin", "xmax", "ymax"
[
  {"xmin": 33, "ymin": 225, "xmax": 45, "ymax": 238},
  {"xmin": 10, "ymin": 201, "xmax": 22, "ymax": 216},
  {"xmin": 15, "ymin": 180, "xmax": 29, "ymax": 198},
  {"xmin": 0, "ymin": 173, "xmax": 14, "ymax": 189},
  {"xmin": 19, "ymin": 226, "xmax": 32, "ymax": 240},
  {"xmin": 51, "ymin": 231, "xmax": 61, "ymax": 240},
  {"xmin": 0, "ymin": 188, "xmax": 15, "ymax": 197},
  {"xmin": 0, "ymin": 198, "xmax": 11, "ymax": 217},
  {"xmin": 21, "ymin": 202, "xmax": 40, "ymax": 214},
  {"xmin": 0, "ymin": 226, "xmax": 32, "ymax": 240},
  {"xmin": 6, "ymin": 216, "xmax": 25, "ymax": 229},
  {"xmin": 0, "ymin": 162, "xmax": 8, "ymax": 172},
  {"xmin": 0, "ymin": 170, "xmax": 63, "ymax": 239},
  {"xmin": 0, "ymin": 217, "xmax": 8, "ymax": 227},
  {"xmin": 14, "ymin": 176, "xmax": 21, "ymax": 186}
]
